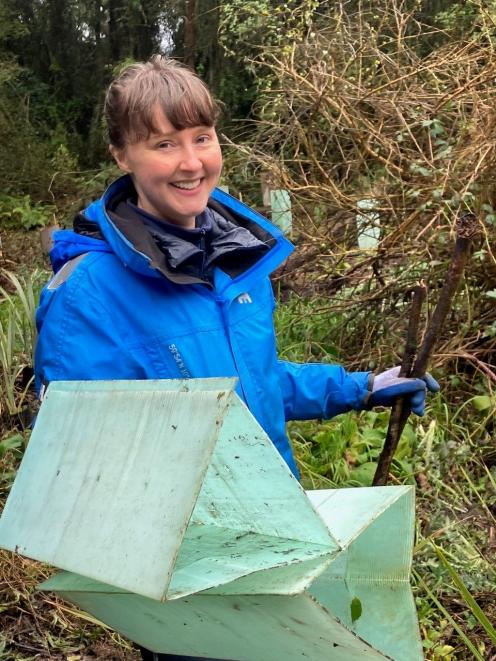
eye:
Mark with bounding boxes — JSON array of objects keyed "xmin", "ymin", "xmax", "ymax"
[
  {"xmin": 157, "ymin": 140, "xmax": 173, "ymax": 150},
  {"xmin": 196, "ymin": 134, "xmax": 211, "ymax": 144}
]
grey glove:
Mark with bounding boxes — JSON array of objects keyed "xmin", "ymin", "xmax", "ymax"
[{"xmin": 367, "ymin": 366, "xmax": 440, "ymax": 415}]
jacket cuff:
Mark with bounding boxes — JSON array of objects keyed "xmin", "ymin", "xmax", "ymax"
[
  {"xmin": 333, "ymin": 370, "xmax": 373, "ymax": 413},
  {"xmin": 361, "ymin": 372, "xmax": 375, "ymax": 408}
]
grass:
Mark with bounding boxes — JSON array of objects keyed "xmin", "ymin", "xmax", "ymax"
[{"xmin": 0, "ymin": 270, "xmax": 46, "ymax": 422}]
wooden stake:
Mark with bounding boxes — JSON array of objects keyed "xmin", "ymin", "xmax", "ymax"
[
  {"xmin": 373, "ymin": 213, "xmax": 479, "ymax": 486},
  {"xmin": 373, "ymin": 284, "xmax": 426, "ymax": 486}
]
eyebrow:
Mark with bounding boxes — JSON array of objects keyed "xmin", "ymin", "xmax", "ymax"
[
  {"xmin": 151, "ymin": 125, "xmax": 214, "ymax": 138},
  {"xmin": 150, "ymin": 131, "xmax": 176, "ymax": 140}
]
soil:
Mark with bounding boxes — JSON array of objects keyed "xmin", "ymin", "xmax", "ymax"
[
  {"xmin": 0, "ymin": 227, "xmax": 50, "ymax": 277},
  {"xmin": 0, "ymin": 548, "xmax": 143, "ymax": 660}
]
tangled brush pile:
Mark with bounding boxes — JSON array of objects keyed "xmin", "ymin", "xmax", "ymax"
[{"xmin": 231, "ymin": 0, "xmax": 496, "ymax": 388}]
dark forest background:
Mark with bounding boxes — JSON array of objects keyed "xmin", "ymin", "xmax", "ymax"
[{"xmin": 0, "ymin": 0, "xmax": 466, "ymax": 198}]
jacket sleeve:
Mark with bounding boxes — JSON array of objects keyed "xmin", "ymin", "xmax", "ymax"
[
  {"xmin": 35, "ymin": 260, "xmax": 147, "ymax": 392},
  {"xmin": 276, "ymin": 359, "xmax": 370, "ymax": 421}
]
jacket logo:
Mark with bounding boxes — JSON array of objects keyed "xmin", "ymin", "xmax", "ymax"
[
  {"xmin": 237, "ymin": 293, "xmax": 252, "ymax": 304},
  {"xmin": 168, "ymin": 344, "xmax": 191, "ymax": 378}
]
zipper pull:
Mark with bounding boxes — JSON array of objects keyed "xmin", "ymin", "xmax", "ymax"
[{"xmin": 200, "ymin": 228, "xmax": 207, "ymax": 278}]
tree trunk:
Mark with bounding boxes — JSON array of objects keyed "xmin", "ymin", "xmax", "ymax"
[{"xmin": 184, "ymin": 0, "xmax": 197, "ymax": 68}]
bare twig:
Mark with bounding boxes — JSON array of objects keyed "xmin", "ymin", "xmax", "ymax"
[
  {"xmin": 373, "ymin": 283, "xmax": 426, "ymax": 486},
  {"xmin": 412, "ymin": 214, "xmax": 480, "ymax": 378}
]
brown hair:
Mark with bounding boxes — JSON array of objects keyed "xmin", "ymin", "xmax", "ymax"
[{"xmin": 104, "ymin": 56, "xmax": 220, "ymax": 148}]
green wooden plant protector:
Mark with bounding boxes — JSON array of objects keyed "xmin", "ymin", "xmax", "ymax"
[{"xmin": 0, "ymin": 379, "xmax": 423, "ymax": 660}]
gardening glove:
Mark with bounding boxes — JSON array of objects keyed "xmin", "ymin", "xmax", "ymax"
[{"xmin": 367, "ymin": 366, "xmax": 440, "ymax": 416}]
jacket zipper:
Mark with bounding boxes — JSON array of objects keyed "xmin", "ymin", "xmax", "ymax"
[
  {"xmin": 216, "ymin": 295, "xmax": 249, "ymax": 404},
  {"xmin": 199, "ymin": 228, "xmax": 207, "ymax": 280}
]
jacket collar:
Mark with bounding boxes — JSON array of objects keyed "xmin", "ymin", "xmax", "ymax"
[{"xmin": 85, "ymin": 175, "xmax": 295, "ymax": 300}]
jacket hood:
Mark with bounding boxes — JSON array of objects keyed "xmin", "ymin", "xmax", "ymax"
[{"xmin": 49, "ymin": 230, "xmax": 111, "ymax": 273}]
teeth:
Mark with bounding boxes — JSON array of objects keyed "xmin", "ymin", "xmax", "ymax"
[{"xmin": 172, "ymin": 180, "xmax": 201, "ymax": 190}]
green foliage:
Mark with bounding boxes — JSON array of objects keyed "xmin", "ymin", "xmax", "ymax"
[
  {"xmin": 274, "ymin": 293, "xmax": 342, "ymax": 363},
  {"xmin": 0, "ymin": 433, "xmax": 23, "ymax": 459},
  {"xmin": 436, "ymin": 0, "xmax": 496, "ymax": 40},
  {"xmin": 414, "ymin": 569, "xmax": 485, "ymax": 661},
  {"xmin": 289, "ymin": 410, "xmax": 418, "ymax": 488},
  {"xmin": 212, "ymin": 1, "xmax": 321, "ymax": 125},
  {"xmin": 0, "ymin": 433, "xmax": 26, "ymax": 497},
  {"xmin": 288, "ymin": 389, "xmax": 495, "ymax": 657},
  {"xmin": 350, "ymin": 596, "xmax": 363, "ymax": 623},
  {"xmin": 0, "ymin": 194, "xmax": 54, "ymax": 230},
  {"xmin": 0, "ymin": 0, "xmax": 494, "ymax": 657},
  {"xmin": 0, "ymin": 270, "xmax": 47, "ymax": 419},
  {"xmin": 0, "ymin": 159, "xmax": 120, "ymax": 229},
  {"xmin": 434, "ymin": 544, "xmax": 496, "ymax": 645},
  {"xmin": 0, "ymin": 0, "xmax": 174, "ymax": 180},
  {"xmin": 76, "ymin": 162, "xmax": 121, "ymax": 203},
  {"xmin": 236, "ymin": 0, "xmax": 496, "ymax": 399},
  {"xmin": 219, "ymin": 0, "xmax": 319, "ymax": 56}
]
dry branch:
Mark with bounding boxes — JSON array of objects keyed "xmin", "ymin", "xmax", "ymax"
[
  {"xmin": 411, "ymin": 214, "xmax": 481, "ymax": 378},
  {"xmin": 373, "ymin": 284, "xmax": 426, "ymax": 486}
]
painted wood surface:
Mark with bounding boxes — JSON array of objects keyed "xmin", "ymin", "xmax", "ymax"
[
  {"xmin": 306, "ymin": 486, "xmax": 415, "ymax": 578},
  {"xmin": 193, "ymin": 395, "xmax": 337, "ymax": 546},
  {"xmin": 0, "ymin": 380, "xmax": 233, "ymax": 600},
  {"xmin": 0, "ymin": 379, "xmax": 337, "ymax": 601},
  {"xmin": 167, "ymin": 524, "xmax": 333, "ymax": 599},
  {"xmin": 39, "ymin": 485, "xmax": 421, "ymax": 660},
  {"xmin": 38, "ymin": 581, "xmax": 392, "ymax": 660},
  {"xmin": 307, "ymin": 487, "xmax": 423, "ymax": 661}
]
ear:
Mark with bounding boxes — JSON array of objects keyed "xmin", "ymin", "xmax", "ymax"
[{"xmin": 109, "ymin": 144, "xmax": 132, "ymax": 173}]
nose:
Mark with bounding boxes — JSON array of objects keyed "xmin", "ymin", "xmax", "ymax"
[{"xmin": 179, "ymin": 145, "xmax": 203, "ymax": 172}]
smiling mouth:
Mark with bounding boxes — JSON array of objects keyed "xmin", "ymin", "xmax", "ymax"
[{"xmin": 171, "ymin": 179, "xmax": 202, "ymax": 191}]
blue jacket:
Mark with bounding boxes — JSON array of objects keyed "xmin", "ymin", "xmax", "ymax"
[{"xmin": 35, "ymin": 176, "xmax": 370, "ymax": 476}]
